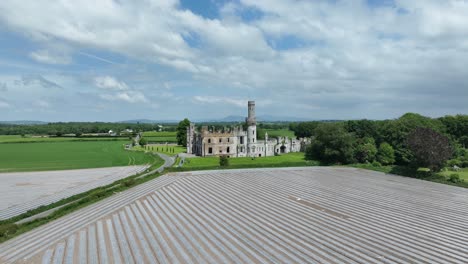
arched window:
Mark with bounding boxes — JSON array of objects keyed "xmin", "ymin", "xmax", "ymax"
[{"xmin": 208, "ymin": 138, "xmax": 211, "ymax": 143}]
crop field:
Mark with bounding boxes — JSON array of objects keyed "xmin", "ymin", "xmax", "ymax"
[
  {"xmin": 183, "ymin": 152, "xmax": 316, "ymax": 170},
  {"xmin": 262, "ymin": 129, "xmax": 295, "ymax": 138},
  {"xmin": 142, "ymin": 131, "xmax": 176, "ymax": 137},
  {"xmin": 142, "ymin": 131, "xmax": 177, "ymax": 143},
  {"xmin": 0, "ymin": 135, "xmax": 127, "ymax": 143},
  {"xmin": 1, "ymin": 167, "xmax": 467, "ymax": 263},
  {"xmin": 0, "ymin": 141, "xmax": 155, "ymax": 172}
]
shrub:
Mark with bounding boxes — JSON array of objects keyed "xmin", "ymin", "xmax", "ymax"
[
  {"xmin": 0, "ymin": 224, "xmax": 18, "ymax": 238},
  {"xmin": 448, "ymin": 174, "xmax": 463, "ymax": 183},
  {"xmin": 219, "ymin": 155, "xmax": 229, "ymax": 167},
  {"xmin": 447, "ymin": 159, "xmax": 462, "ymax": 168},
  {"xmin": 123, "ymin": 178, "xmax": 136, "ymax": 187},
  {"xmin": 371, "ymin": 161, "xmax": 382, "ymax": 167}
]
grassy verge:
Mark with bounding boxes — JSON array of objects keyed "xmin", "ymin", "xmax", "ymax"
[
  {"xmin": 0, "ymin": 153, "xmax": 164, "ymax": 243},
  {"xmin": 132, "ymin": 144, "xmax": 186, "ymax": 157},
  {"xmin": 172, "ymin": 152, "xmax": 318, "ymax": 171},
  {"xmin": 349, "ymin": 163, "xmax": 468, "ymax": 188}
]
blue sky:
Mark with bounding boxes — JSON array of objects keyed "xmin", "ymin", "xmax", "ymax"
[{"xmin": 0, "ymin": 0, "xmax": 467, "ymax": 122}]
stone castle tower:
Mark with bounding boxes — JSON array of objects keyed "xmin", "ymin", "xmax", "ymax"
[{"xmin": 246, "ymin": 101, "xmax": 257, "ymax": 157}]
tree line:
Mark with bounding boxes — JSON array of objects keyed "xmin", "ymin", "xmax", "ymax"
[
  {"xmin": 0, "ymin": 122, "xmax": 177, "ymax": 136},
  {"xmin": 290, "ymin": 113, "xmax": 468, "ymax": 171}
]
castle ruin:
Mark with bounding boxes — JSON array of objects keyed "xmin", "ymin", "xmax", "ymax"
[{"xmin": 186, "ymin": 101, "xmax": 307, "ymax": 157}]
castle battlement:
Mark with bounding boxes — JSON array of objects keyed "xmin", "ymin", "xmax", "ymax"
[{"xmin": 187, "ymin": 101, "xmax": 304, "ymax": 157}]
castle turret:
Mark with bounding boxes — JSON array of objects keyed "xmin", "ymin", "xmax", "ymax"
[
  {"xmin": 246, "ymin": 101, "xmax": 257, "ymax": 157},
  {"xmin": 186, "ymin": 123, "xmax": 195, "ymax": 154}
]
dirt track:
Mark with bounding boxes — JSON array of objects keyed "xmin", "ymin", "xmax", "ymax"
[{"xmin": 1, "ymin": 167, "xmax": 467, "ymax": 263}]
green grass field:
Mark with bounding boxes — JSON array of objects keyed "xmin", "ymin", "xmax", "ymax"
[
  {"xmin": 0, "ymin": 135, "xmax": 128, "ymax": 143},
  {"xmin": 181, "ymin": 152, "xmax": 316, "ymax": 170},
  {"xmin": 262, "ymin": 129, "xmax": 295, "ymax": 138},
  {"xmin": 144, "ymin": 136, "xmax": 177, "ymax": 143},
  {"xmin": 0, "ymin": 141, "xmax": 156, "ymax": 172},
  {"xmin": 142, "ymin": 131, "xmax": 177, "ymax": 143},
  {"xmin": 133, "ymin": 144, "xmax": 186, "ymax": 156},
  {"xmin": 142, "ymin": 131, "xmax": 176, "ymax": 137},
  {"xmin": 439, "ymin": 168, "xmax": 468, "ymax": 180}
]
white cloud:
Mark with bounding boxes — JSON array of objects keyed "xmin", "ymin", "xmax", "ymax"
[
  {"xmin": 193, "ymin": 96, "xmax": 246, "ymax": 108},
  {"xmin": 0, "ymin": 98, "xmax": 10, "ymax": 108},
  {"xmin": 34, "ymin": 99, "xmax": 51, "ymax": 108},
  {"xmin": 30, "ymin": 49, "xmax": 71, "ymax": 65},
  {"xmin": 100, "ymin": 91, "xmax": 148, "ymax": 104},
  {"xmin": 94, "ymin": 76, "xmax": 128, "ymax": 91},
  {"xmin": 0, "ymin": 0, "xmax": 467, "ymax": 119}
]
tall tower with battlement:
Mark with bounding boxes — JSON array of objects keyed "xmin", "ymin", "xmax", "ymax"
[{"xmin": 246, "ymin": 101, "xmax": 257, "ymax": 157}]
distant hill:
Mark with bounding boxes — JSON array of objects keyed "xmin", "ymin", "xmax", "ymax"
[
  {"xmin": 0, "ymin": 120, "xmax": 48, "ymax": 125},
  {"xmin": 118, "ymin": 119, "xmax": 179, "ymax": 124}
]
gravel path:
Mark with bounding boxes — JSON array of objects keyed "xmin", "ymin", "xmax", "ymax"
[
  {"xmin": 0, "ymin": 165, "xmax": 149, "ymax": 220},
  {"xmin": 1, "ymin": 167, "xmax": 467, "ymax": 263}
]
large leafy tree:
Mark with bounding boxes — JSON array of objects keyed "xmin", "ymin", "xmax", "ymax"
[
  {"xmin": 407, "ymin": 127, "xmax": 452, "ymax": 171},
  {"xmin": 380, "ymin": 113, "xmax": 446, "ymax": 165},
  {"xmin": 305, "ymin": 123, "xmax": 356, "ymax": 164},
  {"xmin": 176, "ymin": 118, "xmax": 191, "ymax": 147},
  {"xmin": 377, "ymin": 142, "xmax": 395, "ymax": 165},
  {"xmin": 354, "ymin": 137, "xmax": 378, "ymax": 163}
]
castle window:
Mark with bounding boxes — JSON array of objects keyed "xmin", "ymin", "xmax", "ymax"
[
  {"xmin": 219, "ymin": 138, "xmax": 222, "ymax": 143},
  {"xmin": 240, "ymin": 136, "xmax": 244, "ymax": 144},
  {"xmin": 227, "ymin": 147, "xmax": 230, "ymax": 153},
  {"xmin": 228, "ymin": 138, "xmax": 230, "ymax": 142},
  {"xmin": 208, "ymin": 138, "xmax": 211, "ymax": 143},
  {"xmin": 209, "ymin": 147, "xmax": 213, "ymax": 154}
]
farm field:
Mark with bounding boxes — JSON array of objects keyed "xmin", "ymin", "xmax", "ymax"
[
  {"xmin": 0, "ymin": 165, "xmax": 149, "ymax": 220},
  {"xmin": 262, "ymin": 129, "xmax": 295, "ymax": 138},
  {"xmin": 182, "ymin": 152, "xmax": 316, "ymax": 170},
  {"xmin": 2, "ymin": 167, "xmax": 467, "ymax": 263},
  {"xmin": 0, "ymin": 135, "xmax": 128, "ymax": 143},
  {"xmin": 0, "ymin": 141, "xmax": 155, "ymax": 172},
  {"xmin": 142, "ymin": 131, "xmax": 177, "ymax": 143}
]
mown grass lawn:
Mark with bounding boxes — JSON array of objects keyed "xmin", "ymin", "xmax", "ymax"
[
  {"xmin": 141, "ymin": 131, "xmax": 177, "ymax": 143},
  {"xmin": 262, "ymin": 129, "xmax": 296, "ymax": 138},
  {"xmin": 439, "ymin": 168, "xmax": 468, "ymax": 180},
  {"xmin": 181, "ymin": 152, "xmax": 317, "ymax": 170},
  {"xmin": 0, "ymin": 141, "xmax": 156, "ymax": 172},
  {"xmin": 142, "ymin": 131, "xmax": 176, "ymax": 137},
  {"xmin": 135, "ymin": 144, "xmax": 186, "ymax": 156}
]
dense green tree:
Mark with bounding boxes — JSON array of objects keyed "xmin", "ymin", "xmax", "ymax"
[
  {"xmin": 354, "ymin": 137, "xmax": 378, "ymax": 163},
  {"xmin": 345, "ymin": 120, "xmax": 381, "ymax": 140},
  {"xmin": 139, "ymin": 137, "xmax": 147, "ymax": 146},
  {"xmin": 176, "ymin": 118, "xmax": 191, "ymax": 147},
  {"xmin": 377, "ymin": 142, "xmax": 395, "ymax": 165},
  {"xmin": 290, "ymin": 121, "xmax": 320, "ymax": 138},
  {"xmin": 305, "ymin": 123, "xmax": 356, "ymax": 164},
  {"xmin": 407, "ymin": 127, "xmax": 452, "ymax": 171},
  {"xmin": 379, "ymin": 113, "xmax": 446, "ymax": 165}
]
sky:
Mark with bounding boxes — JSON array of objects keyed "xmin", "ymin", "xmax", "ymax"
[{"xmin": 0, "ymin": 0, "xmax": 467, "ymax": 122}]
